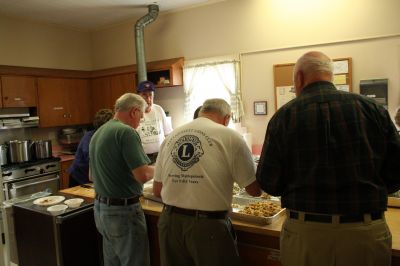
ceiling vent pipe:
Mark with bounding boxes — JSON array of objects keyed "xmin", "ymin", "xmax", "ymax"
[{"xmin": 135, "ymin": 4, "xmax": 159, "ymax": 83}]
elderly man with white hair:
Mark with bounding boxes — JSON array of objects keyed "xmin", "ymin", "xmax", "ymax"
[{"xmin": 256, "ymin": 51, "xmax": 400, "ymax": 266}]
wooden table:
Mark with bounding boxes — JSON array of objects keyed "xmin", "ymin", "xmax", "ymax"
[{"xmin": 60, "ymin": 186, "xmax": 400, "ymax": 266}]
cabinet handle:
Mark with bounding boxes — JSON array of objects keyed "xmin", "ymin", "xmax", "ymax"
[
  {"xmin": 68, "ymin": 114, "xmax": 72, "ymax": 118},
  {"xmin": 53, "ymin": 106, "xmax": 64, "ymax": 110},
  {"xmin": 14, "ymin": 97, "xmax": 22, "ymax": 101},
  {"xmin": 63, "ymin": 114, "xmax": 67, "ymax": 118}
]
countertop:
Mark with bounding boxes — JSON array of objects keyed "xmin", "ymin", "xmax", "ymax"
[{"xmin": 59, "ymin": 185, "xmax": 400, "ymax": 257}]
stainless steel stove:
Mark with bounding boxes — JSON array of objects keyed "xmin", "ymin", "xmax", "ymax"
[{"xmin": 1, "ymin": 157, "xmax": 61, "ymax": 200}]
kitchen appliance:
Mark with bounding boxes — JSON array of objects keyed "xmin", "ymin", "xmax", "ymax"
[
  {"xmin": 7, "ymin": 140, "xmax": 34, "ymax": 163},
  {"xmin": 1, "ymin": 157, "xmax": 61, "ymax": 265},
  {"xmin": 0, "ymin": 107, "xmax": 39, "ymax": 129},
  {"xmin": 2, "ymin": 157, "xmax": 60, "ymax": 201},
  {"xmin": 0, "ymin": 145, "xmax": 7, "ymax": 166},
  {"xmin": 58, "ymin": 128, "xmax": 84, "ymax": 154},
  {"xmin": 34, "ymin": 140, "xmax": 52, "ymax": 159},
  {"xmin": 13, "ymin": 195, "xmax": 102, "ymax": 266}
]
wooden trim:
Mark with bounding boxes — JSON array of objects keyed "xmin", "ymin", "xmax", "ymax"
[{"xmin": 0, "ymin": 65, "xmax": 90, "ymax": 79}]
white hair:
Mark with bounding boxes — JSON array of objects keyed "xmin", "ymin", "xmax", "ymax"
[
  {"xmin": 200, "ymin": 98, "xmax": 231, "ymax": 117},
  {"xmin": 114, "ymin": 93, "xmax": 146, "ymax": 113}
]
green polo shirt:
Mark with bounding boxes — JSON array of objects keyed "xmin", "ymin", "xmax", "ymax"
[{"xmin": 89, "ymin": 119, "xmax": 151, "ymax": 198}]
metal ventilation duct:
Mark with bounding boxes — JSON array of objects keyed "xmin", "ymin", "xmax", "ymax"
[{"xmin": 135, "ymin": 4, "xmax": 159, "ymax": 83}]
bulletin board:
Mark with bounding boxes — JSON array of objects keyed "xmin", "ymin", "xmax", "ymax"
[{"xmin": 273, "ymin": 57, "xmax": 352, "ymax": 110}]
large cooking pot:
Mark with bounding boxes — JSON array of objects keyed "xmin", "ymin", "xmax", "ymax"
[
  {"xmin": 0, "ymin": 144, "xmax": 7, "ymax": 166},
  {"xmin": 8, "ymin": 140, "xmax": 34, "ymax": 163},
  {"xmin": 34, "ymin": 140, "xmax": 52, "ymax": 159}
]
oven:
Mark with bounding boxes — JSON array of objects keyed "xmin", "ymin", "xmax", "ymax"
[
  {"xmin": 2, "ymin": 158, "xmax": 60, "ymax": 201},
  {"xmin": 1, "ymin": 157, "xmax": 61, "ymax": 265}
]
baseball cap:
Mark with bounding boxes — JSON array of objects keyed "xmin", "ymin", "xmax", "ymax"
[{"xmin": 137, "ymin": 81, "xmax": 155, "ymax": 93}]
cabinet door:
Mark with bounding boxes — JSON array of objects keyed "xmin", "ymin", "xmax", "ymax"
[
  {"xmin": 60, "ymin": 160, "xmax": 73, "ymax": 189},
  {"xmin": 111, "ymin": 73, "xmax": 136, "ymax": 101},
  {"xmin": 91, "ymin": 77, "xmax": 112, "ymax": 117},
  {"xmin": 37, "ymin": 78, "xmax": 69, "ymax": 127},
  {"xmin": 67, "ymin": 79, "xmax": 91, "ymax": 126},
  {"xmin": 0, "ymin": 80, "xmax": 2, "ymax": 108},
  {"xmin": 1, "ymin": 76, "xmax": 37, "ymax": 107}
]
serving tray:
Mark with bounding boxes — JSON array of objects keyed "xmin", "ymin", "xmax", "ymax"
[
  {"xmin": 230, "ymin": 196, "xmax": 285, "ymax": 225},
  {"xmin": 388, "ymin": 197, "xmax": 400, "ymax": 208}
]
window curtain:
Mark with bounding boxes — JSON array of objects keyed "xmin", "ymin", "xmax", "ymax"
[{"xmin": 183, "ymin": 59, "xmax": 242, "ymax": 122}]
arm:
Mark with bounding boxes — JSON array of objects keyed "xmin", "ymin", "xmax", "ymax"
[
  {"xmin": 245, "ymin": 180, "xmax": 262, "ymax": 197},
  {"xmin": 88, "ymin": 168, "xmax": 93, "ymax": 182},
  {"xmin": 132, "ymin": 165, "xmax": 154, "ymax": 183},
  {"xmin": 153, "ymin": 180, "xmax": 163, "ymax": 198}
]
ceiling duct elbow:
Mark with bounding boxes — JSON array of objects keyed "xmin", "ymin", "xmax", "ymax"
[{"xmin": 135, "ymin": 4, "xmax": 159, "ymax": 83}]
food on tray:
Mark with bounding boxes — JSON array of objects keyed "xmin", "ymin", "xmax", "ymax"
[
  {"xmin": 239, "ymin": 201, "xmax": 281, "ymax": 217},
  {"xmin": 231, "ymin": 203, "xmax": 243, "ymax": 209},
  {"xmin": 233, "ymin": 183, "xmax": 242, "ymax": 195},
  {"xmin": 260, "ymin": 192, "xmax": 271, "ymax": 199}
]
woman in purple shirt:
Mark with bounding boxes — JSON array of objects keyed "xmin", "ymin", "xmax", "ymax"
[{"xmin": 68, "ymin": 109, "xmax": 113, "ymax": 187}]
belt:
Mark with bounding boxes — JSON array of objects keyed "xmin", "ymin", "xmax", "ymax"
[
  {"xmin": 164, "ymin": 205, "xmax": 227, "ymax": 219},
  {"xmin": 289, "ymin": 210, "xmax": 383, "ymax": 224},
  {"xmin": 95, "ymin": 195, "xmax": 140, "ymax": 206}
]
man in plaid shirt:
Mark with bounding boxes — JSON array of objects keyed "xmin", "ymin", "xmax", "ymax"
[{"xmin": 256, "ymin": 51, "xmax": 400, "ymax": 266}]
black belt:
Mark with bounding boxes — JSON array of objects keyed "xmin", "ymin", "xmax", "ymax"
[
  {"xmin": 164, "ymin": 205, "xmax": 227, "ymax": 219},
  {"xmin": 96, "ymin": 195, "xmax": 140, "ymax": 206},
  {"xmin": 289, "ymin": 211, "xmax": 383, "ymax": 223}
]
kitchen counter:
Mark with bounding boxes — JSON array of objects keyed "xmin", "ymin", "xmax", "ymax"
[{"xmin": 60, "ymin": 186, "xmax": 400, "ymax": 266}]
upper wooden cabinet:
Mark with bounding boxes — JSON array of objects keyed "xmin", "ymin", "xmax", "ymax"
[
  {"xmin": 145, "ymin": 57, "xmax": 184, "ymax": 88},
  {"xmin": 1, "ymin": 76, "xmax": 38, "ymax": 107},
  {"xmin": 91, "ymin": 73, "xmax": 136, "ymax": 117},
  {"xmin": 37, "ymin": 77, "xmax": 91, "ymax": 127}
]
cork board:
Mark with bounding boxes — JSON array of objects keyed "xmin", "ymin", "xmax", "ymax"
[{"xmin": 273, "ymin": 58, "xmax": 352, "ymax": 110}]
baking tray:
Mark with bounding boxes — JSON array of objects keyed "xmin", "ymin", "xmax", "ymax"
[
  {"xmin": 142, "ymin": 185, "xmax": 163, "ymax": 203},
  {"xmin": 388, "ymin": 197, "xmax": 400, "ymax": 208},
  {"xmin": 230, "ymin": 197, "xmax": 285, "ymax": 225}
]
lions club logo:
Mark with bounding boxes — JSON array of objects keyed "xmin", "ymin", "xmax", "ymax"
[{"xmin": 171, "ymin": 135, "xmax": 204, "ymax": 171}]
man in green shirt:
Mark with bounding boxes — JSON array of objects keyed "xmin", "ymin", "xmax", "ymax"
[{"xmin": 89, "ymin": 93, "xmax": 154, "ymax": 266}]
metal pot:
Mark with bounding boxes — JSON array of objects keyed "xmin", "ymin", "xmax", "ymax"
[
  {"xmin": 8, "ymin": 140, "xmax": 34, "ymax": 163},
  {"xmin": 0, "ymin": 144, "xmax": 8, "ymax": 165},
  {"xmin": 34, "ymin": 140, "xmax": 52, "ymax": 159}
]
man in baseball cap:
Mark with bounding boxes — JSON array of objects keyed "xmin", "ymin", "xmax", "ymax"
[{"xmin": 136, "ymin": 81, "xmax": 173, "ymax": 164}]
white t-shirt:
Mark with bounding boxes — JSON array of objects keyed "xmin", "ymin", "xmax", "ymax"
[
  {"xmin": 154, "ymin": 117, "xmax": 256, "ymax": 211},
  {"xmin": 137, "ymin": 104, "xmax": 173, "ymax": 154}
]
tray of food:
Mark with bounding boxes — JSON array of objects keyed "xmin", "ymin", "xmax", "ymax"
[
  {"xmin": 142, "ymin": 184, "xmax": 163, "ymax": 203},
  {"xmin": 230, "ymin": 197, "xmax": 285, "ymax": 225}
]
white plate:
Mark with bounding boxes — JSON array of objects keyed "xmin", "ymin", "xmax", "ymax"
[{"xmin": 33, "ymin": 196, "xmax": 65, "ymax": 206}]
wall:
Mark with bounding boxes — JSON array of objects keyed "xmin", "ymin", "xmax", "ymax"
[
  {"xmin": 0, "ymin": 16, "xmax": 92, "ymax": 70},
  {"xmin": 90, "ymin": 0, "xmax": 400, "ymax": 147},
  {"xmin": 1, "ymin": 0, "xmax": 400, "ymax": 147}
]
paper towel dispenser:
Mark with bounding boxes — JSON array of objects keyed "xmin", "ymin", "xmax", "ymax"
[{"xmin": 359, "ymin": 79, "xmax": 388, "ymax": 109}]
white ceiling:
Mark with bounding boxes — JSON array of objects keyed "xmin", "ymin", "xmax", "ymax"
[{"xmin": 0, "ymin": 0, "xmax": 218, "ymax": 31}]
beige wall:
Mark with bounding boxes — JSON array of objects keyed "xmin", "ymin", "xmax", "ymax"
[
  {"xmin": 1, "ymin": 0, "xmax": 400, "ymax": 147},
  {"xmin": 0, "ymin": 16, "xmax": 92, "ymax": 70}
]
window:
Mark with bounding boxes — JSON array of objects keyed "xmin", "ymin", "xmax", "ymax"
[{"xmin": 183, "ymin": 58, "xmax": 242, "ymax": 122}]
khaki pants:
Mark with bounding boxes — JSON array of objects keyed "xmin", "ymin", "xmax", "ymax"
[
  {"xmin": 158, "ymin": 208, "xmax": 241, "ymax": 266},
  {"xmin": 280, "ymin": 213, "xmax": 392, "ymax": 266}
]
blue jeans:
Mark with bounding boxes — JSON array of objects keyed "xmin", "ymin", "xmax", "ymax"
[{"xmin": 94, "ymin": 200, "xmax": 150, "ymax": 266}]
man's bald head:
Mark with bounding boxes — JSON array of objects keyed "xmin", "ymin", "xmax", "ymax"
[{"xmin": 293, "ymin": 51, "xmax": 333, "ymax": 96}]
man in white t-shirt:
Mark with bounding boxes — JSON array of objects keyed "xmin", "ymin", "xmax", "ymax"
[
  {"xmin": 153, "ymin": 98, "xmax": 261, "ymax": 266},
  {"xmin": 137, "ymin": 80, "xmax": 173, "ymax": 164}
]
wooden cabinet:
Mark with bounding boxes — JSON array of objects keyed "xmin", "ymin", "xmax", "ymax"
[
  {"xmin": 60, "ymin": 159, "xmax": 73, "ymax": 189},
  {"xmin": 91, "ymin": 73, "xmax": 136, "ymax": 117},
  {"xmin": 145, "ymin": 57, "xmax": 184, "ymax": 88},
  {"xmin": 37, "ymin": 77, "xmax": 91, "ymax": 127},
  {"xmin": 1, "ymin": 76, "xmax": 37, "ymax": 107}
]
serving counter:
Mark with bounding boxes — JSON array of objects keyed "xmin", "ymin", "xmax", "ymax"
[{"xmin": 60, "ymin": 186, "xmax": 400, "ymax": 266}]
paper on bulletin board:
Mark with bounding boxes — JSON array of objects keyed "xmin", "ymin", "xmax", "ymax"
[
  {"xmin": 336, "ymin": 85, "xmax": 350, "ymax": 92},
  {"xmin": 276, "ymin": 86, "xmax": 296, "ymax": 110},
  {"xmin": 333, "ymin": 74, "xmax": 347, "ymax": 85},
  {"xmin": 333, "ymin": 60, "xmax": 349, "ymax": 74}
]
